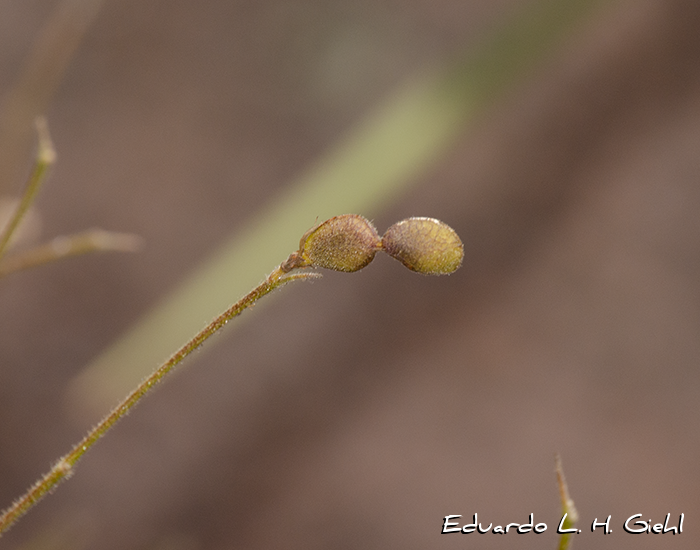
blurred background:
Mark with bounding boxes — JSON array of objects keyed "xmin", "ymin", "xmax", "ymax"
[{"xmin": 1, "ymin": 0, "xmax": 699, "ymax": 548}]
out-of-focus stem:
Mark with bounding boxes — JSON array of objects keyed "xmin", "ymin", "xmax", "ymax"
[
  {"xmin": 0, "ymin": 229, "xmax": 143, "ymax": 278},
  {"xmin": 556, "ymin": 454, "xmax": 579, "ymax": 550},
  {"xmin": 0, "ymin": 0, "xmax": 104, "ymax": 192},
  {"xmin": 0, "ymin": 118, "xmax": 55, "ymax": 261}
]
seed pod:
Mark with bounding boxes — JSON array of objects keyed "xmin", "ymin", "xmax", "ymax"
[
  {"xmin": 381, "ymin": 217, "xmax": 463, "ymax": 275},
  {"xmin": 299, "ymin": 214, "xmax": 381, "ymax": 272}
]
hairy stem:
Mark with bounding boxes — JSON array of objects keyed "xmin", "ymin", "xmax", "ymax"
[{"xmin": 0, "ymin": 263, "xmax": 319, "ymax": 535}]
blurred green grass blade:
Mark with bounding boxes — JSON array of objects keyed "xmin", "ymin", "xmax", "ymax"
[{"xmin": 68, "ymin": 0, "xmax": 603, "ymax": 415}]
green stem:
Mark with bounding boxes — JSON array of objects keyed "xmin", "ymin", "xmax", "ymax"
[
  {"xmin": 0, "ymin": 118, "xmax": 55, "ymax": 262},
  {"xmin": 0, "ymin": 263, "xmax": 319, "ymax": 536}
]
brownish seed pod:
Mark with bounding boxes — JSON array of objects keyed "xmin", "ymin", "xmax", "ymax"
[
  {"xmin": 381, "ymin": 217, "xmax": 463, "ymax": 275},
  {"xmin": 299, "ymin": 214, "xmax": 382, "ymax": 272}
]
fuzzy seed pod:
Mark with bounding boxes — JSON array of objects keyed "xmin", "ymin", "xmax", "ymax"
[
  {"xmin": 381, "ymin": 217, "xmax": 463, "ymax": 275},
  {"xmin": 299, "ymin": 214, "xmax": 382, "ymax": 272}
]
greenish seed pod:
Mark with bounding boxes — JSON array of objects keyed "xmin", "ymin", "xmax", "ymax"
[
  {"xmin": 299, "ymin": 214, "xmax": 382, "ymax": 272},
  {"xmin": 381, "ymin": 217, "xmax": 463, "ymax": 275}
]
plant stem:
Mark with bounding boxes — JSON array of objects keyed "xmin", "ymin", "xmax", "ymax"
[
  {"xmin": 0, "ymin": 118, "xmax": 55, "ymax": 262},
  {"xmin": 0, "ymin": 263, "xmax": 320, "ymax": 536},
  {"xmin": 556, "ymin": 454, "xmax": 579, "ymax": 550},
  {"xmin": 0, "ymin": 229, "xmax": 143, "ymax": 278}
]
